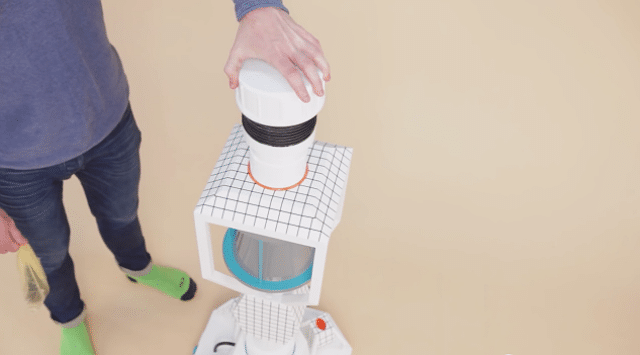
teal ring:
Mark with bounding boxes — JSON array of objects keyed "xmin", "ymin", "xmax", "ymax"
[{"xmin": 222, "ymin": 228, "xmax": 313, "ymax": 292}]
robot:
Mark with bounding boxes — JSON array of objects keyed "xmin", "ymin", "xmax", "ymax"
[{"xmin": 192, "ymin": 59, "xmax": 353, "ymax": 355}]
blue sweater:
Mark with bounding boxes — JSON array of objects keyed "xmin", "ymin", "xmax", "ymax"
[{"xmin": 0, "ymin": 0, "xmax": 288, "ymax": 169}]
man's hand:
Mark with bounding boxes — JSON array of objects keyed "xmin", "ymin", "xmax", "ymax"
[
  {"xmin": 0, "ymin": 209, "xmax": 28, "ymax": 254},
  {"xmin": 224, "ymin": 7, "xmax": 330, "ymax": 103}
]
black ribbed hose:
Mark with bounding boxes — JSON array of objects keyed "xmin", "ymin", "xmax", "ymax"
[{"xmin": 242, "ymin": 114, "xmax": 316, "ymax": 147}]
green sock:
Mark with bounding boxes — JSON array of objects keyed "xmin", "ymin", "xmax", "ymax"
[
  {"xmin": 127, "ymin": 265, "xmax": 197, "ymax": 301},
  {"xmin": 60, "ymin": 321, "xmax": 95, "ymax": 355}
]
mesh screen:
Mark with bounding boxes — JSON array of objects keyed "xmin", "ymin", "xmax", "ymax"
[{"xmin": 233, "ymin": 230, "xmax": 314, "ymax": 282}]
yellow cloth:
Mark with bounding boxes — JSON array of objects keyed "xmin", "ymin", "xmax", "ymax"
[{"xmin": 16, "ymin": 244, "xmax": 49, "ymax": 308}]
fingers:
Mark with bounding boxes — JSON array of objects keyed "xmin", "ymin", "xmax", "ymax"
[
  {"xmin": 2, "ymin": 238, "xmax": 21, "ymax": 253},
  {"xmin": 0, "ymin": 239, "xmax": 15, "ymax": 254},
  {"xmin": 225, "ymin": 7, "xmax": 331, "ymax": 102},
  {"xmin": 298, "ymin": 43, "xmax": 330, "ymax": 88},
  {"xmin": 293, "ymin": 24, "xmax": 331, "ymax": 81},
  {"xmin": 224, "ymin": 49, "xmax": 244, "ymax": 90},
  {"xmin": 314, "ymin": 56, "xmax": 331, "ymax": 82},
  {"xmin": 273, "ymin": 56, "xmax": 310, "ymax": 102},
  {"xmin": 9, "ymin": 225, "xmax": 28, "ymax": 247},
  {"xmin": 1, "ymin": 209, "xmax": 27, "ymax": 245},
  {"xmin": 1, "ymin": 240, "xmax": 24, "ymax": 253},
  {"xmin": 292, "ymin": 51, "xmax": 324, "ymax": 97},
  {"xmin": 274, "ymin": 23, "xmax": 330, "ymax": 99},
  {"xmin": 0, "ymin": 209, "xmax": 26, "ymax": 253}
]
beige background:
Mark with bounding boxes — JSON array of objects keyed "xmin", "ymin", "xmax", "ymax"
[{"xmin": 2, "ymin": 0, "xmax": 640, "ymax": 354}]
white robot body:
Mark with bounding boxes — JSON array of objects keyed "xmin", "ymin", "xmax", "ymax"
[{"xmin": 194, "ymin": 60, "xmax": 352, "ymax": 355}]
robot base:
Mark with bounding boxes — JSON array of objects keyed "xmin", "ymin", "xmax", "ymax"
[{"xmin": 194, "ymin": 298, "xmax": 352, "ymax": 355}]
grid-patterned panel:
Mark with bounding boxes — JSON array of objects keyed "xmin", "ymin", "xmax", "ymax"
[
  {"xmin": 232, "ymin": 293, "xmax": 306, "ymax": 344},
  {"xmin": 301, "ymin": 314, "xmax": 336, "ymax": 348},
  {"xmin": 195, "ymin": 124, "xmax": 352, "ymax": 244}
]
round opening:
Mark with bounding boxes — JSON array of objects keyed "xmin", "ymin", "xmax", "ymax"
[{"xmin": 222, "ymin": 229, "xmax": 314, "ymax": 292}]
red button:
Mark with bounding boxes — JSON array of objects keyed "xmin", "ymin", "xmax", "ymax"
[{"xmin": 316, "ymin": 318, "xmax": 326, "ymax": 331}]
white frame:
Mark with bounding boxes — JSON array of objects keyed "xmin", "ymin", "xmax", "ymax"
[
  {"xmin": 194, "ymin": 212, "xmax": 328, "ymax": 305},
  {"xmin": 193, "ymin": 125, "xmax": 352, "ymax": 306}
]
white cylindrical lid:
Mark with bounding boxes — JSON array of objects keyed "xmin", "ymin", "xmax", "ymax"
[{"xmin": 235, "ymin": 59, "xmax": 325, "ymax": 127}]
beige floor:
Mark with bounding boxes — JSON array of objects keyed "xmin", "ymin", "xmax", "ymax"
[{"xmin": 2, "ymin": 1, "xmax": 640, "ymax": 354}]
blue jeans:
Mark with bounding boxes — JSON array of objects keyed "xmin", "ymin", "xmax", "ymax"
[{"xmin": 0, "ymin": 104, "xmax": 151, "ymax": 324}]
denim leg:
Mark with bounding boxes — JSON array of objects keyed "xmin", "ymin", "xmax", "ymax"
[
  {"xmin": 0, "ymin": 166, "xmax": 85, "ymax": 324},
  {"xmin": 76, "ymin": 105, "xmax": 151, "ymax": 272}
]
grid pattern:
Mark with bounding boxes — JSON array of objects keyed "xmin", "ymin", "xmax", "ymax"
[
  {"xmin": 195, "ymin": 124, "xmax": 353, "ymax": 244},
  {"xmin": 232, "ymin": 290, "xmax": 307, "ymax": 344},
  {"xmin": 301, "ymin": 314, "xmax": 336, "ymax": 348}
]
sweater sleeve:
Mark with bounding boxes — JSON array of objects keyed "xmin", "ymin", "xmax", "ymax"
[{"xmin": 233, "ymin": 0, "xmax": 289, "ymax": 21}]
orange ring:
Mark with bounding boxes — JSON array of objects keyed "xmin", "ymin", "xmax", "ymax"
[{"xmin": 247, "ymin": 162, "xmax": 308, "ymax": 191}]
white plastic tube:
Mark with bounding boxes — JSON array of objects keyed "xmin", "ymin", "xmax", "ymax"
[{"xmin": 236, "ymin": 59, "xmax": 325, "ymax": 190}]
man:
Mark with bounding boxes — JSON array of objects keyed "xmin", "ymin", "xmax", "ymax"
[{"xmin": 0, "ymin": 1, "xmax": 329, "ymax": 354}]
